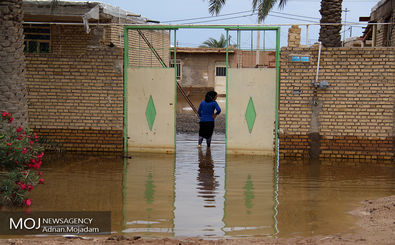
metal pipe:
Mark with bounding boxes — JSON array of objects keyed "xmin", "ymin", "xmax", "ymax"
[
  {"xmin": 315, "ymin": 41, "xmax": 322, "ymax": 84},
  {"xmin": 274, "ymin": 27, "xmax": 280, "ymax": 166},
  {"xmin": 237, "ymin": 30, "xmax": 241, "ymax": 67},
  {"xmin": 124, "ymin": 23, "xmax": 392, "ymax": 29},
  {"xmin": 263, "ymin": 30, "xmax": 266, "ymax": 67},
  {"xmin": 256, "ymin": 30, "xmax": 260, "ymax": 66},
  {"xmin": 312, "ymin": 41, "xmax": 322, "ymax": 106},
  {"xmin": 23, "ymin": 21, "xmax": 393, "ymax": 28},
  {"xmin": 173, "ymin": 29, "xmax": 177, "ymax": 148},
  {"xmin": 251, "ymin": 30, "xmax": 253, "ymax": 68},
  {"xmin": 225, "ymin": 29, "xmax": 229, "ymax": 152},
  {"xmin": 273, "ymin": 29, "xmax": 281, "ymax": 236},
  {"xmin": 123, "ymin": 26, "xmax": 129, "ymax": 155}
]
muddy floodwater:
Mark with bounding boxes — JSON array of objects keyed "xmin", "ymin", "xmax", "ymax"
[{"xmin": 23, "ymin": 133, "xmax": 395, "ymax": 238}]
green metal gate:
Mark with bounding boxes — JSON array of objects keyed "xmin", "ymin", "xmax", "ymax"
[{"xmin": 123, "ymin": 25, "xmax": 280, "ymax": 155}]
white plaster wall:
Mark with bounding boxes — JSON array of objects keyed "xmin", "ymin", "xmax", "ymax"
[
  {"xmin": 127, "ymin": 68, "xmax": 175, "ymax": 153},
  {"xmin": 227, "ymin": 68, "xmax": 276, "ymax": 155}
]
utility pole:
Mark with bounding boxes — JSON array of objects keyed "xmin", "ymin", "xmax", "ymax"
[{"xmin": 342, "ymin": 8, "xmax": 350, "ymax": 46}]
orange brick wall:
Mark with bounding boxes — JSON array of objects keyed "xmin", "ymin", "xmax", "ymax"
[
  {"xmin": 279, "ymin": 46, "xmax": 395, "ymax": 160},
  {"xmin": 128, "ymin": 29, "xmax": 170, "ymax": 68},
  {"xmin": 26, "ymin": 25, "xmax": 124, "ymax": 152}
]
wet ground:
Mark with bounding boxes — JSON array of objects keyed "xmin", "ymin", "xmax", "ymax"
[{"xmin": 10, "ymin": 133, "xmax": 395, "ymax": 239}]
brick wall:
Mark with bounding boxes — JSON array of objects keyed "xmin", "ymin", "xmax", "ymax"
[
  {"xmin": 104, "ymin": 25, "xmax": 171, "ymax": 66},
  {"xmin": 26, "ymin": 25, "xmax": 124, "ymax": 152},
  {"xmin": 26, "ymin": 24, "xmax": 172, "ymax": 152},
  {"xmin": 25, "ymin": 24, "xmax": 172, "ymax": 152},
  {"xmin": 371, "ymin": 0, "xmax": 395, "ymax": 47},
  {"xmin": 288, "ymin": 25, "xmax": 301, "ymax": 47},
  {"xmin": 279, "ymin": 46, "xmax": 395, "ymax": 160},
  {"xmin": 128, "ymin": 29, "xmax": 170, "ymax": 68},
  {"xmin": 239, "ymin": 51, "xmax": 276, "ymax": 68}
]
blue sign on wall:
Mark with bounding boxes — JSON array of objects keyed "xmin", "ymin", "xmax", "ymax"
[
  {"xmin": 290, "ymin": 55, "xmax": 310, "ymax": 62},
  {"xmin": 291, "ymin": 56, "xmax": 300, "ymax": 62}
]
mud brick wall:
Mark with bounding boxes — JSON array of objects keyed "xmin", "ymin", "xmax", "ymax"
[
  {"xmin": 279, "ymin": 46, "xmax": 395, "ymax": 160},
  {"xmin": 26, "ymin": 25, "xmax": 124, "ymax": 152},
  {"xmin": 288, "ymin": 25, "xmax": 301, "ymax": 47},
  {"xmin": 105, "ymin": 25, "xmax": 170, "ymax": 67},
  {"xmin": 128, "ymin": 29, "xmax": 170, "ymax": 68}
]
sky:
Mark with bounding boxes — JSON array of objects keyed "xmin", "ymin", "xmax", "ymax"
[{"xmin": 69, "ymin": 0, "xmax": 379, "ymax": 48}]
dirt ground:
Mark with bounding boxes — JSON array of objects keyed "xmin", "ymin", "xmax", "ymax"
[{"xmin": 1, "ymin": 195, "xmax": 394, "ymax": 245}]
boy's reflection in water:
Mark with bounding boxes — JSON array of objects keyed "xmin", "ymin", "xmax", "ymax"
[{"xmin": 197, "ymin": 148, "xmax": 219, "ymax": 207}]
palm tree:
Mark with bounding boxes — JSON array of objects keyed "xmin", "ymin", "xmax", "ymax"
[
  {"xmin": 0, "ymin": 0, "xmax": 58, "ymax": 128},
  {"xmin": 207, "ymin": 0, "xmax": 343, "ymax": 47},
  {"xmin": 0, "ymin": 0, "xmax": 28, "ymax": 128},
  {"xmin": 199, "ymin": 34, "xmax": 228, "ymax": 48},
  {"xmin": 318, "ymin": 0, "xmax": 342, "ymax": 47}
]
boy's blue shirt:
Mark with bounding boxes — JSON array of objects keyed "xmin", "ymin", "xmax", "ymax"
[{"xmin": 198, "ymin": 100, "xmax": 221, "ymax": 122}]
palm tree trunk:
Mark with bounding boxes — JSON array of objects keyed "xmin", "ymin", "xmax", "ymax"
[
  {"xmin": 0, "ymin": 0, "xmax": 28, "ymax": 128},
  {"xmin": 319, "ymin": 0, "xmax": 343, "ymax": 47}
]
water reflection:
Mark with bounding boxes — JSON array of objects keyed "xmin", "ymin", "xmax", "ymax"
[
  {"xmin": 223, "ymin": 155, "xmax": 275, "ymax": 236},
  {"xmin": 123, "ymin": 153, "xmax": 175, "ymax": 236},
  {"xmin": 18, "ymin": 134, "xmax": 395, "ymax": 238},
  {"xmin": 174, "ymin": 133, "xmax": 225, "ymax": 237},
  {"xmin": 197, "ymin": 148, "xmax": 219, "ymax": 206},
  {"xmin": 27, "ymin": 154, "xmax": 124, "ymax": 231},
  {"xmin": 277, "ymin": 158, "xmax": 395, "ymax": 237}
]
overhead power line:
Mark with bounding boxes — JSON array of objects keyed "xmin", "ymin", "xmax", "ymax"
[
  {"xmin": 268, "ymin": 13, "xmax": 319, "ymax": 23},
  {"xmin": 183, "ymin": 13, "xmax": 255, "ymax": 24},
  {"xmin": 161, "ymin": 10, "xmax": 253, "ymax": 23},
  {"xmin": 162, "ymin": 9, "xmax": 320, "ymax": 24},
  {"xmin": 270, "ymin": 10, "xmax": 319, "ymax": 20},
  {"xmin": 181, "ymin": 12, "xmax": 319, "ymax": 24}
]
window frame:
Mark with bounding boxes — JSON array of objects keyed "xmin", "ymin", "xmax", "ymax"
[
  {"xmin": 170, "ymin": 59, "xmax": 182, "ymax": 80},
  {"xmin": 215, "ymin": 66, "xmax": 227, "ymax": 77},
  {"xmin": 23, "ymin": 24, "xmax": 51, "ymax": 54}
]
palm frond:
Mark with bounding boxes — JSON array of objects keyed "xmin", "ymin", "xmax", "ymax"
[
  {"xmin": 252, "ymin": 0, "xmax": 289, "ymax": 22},
  {"xmin": 208, "ymin": 0, "xmax": 226, "ymax": 16},
  {"xmin": 199, "ymin": 34, "xmax": 227, "ymax": 48},
  {"xmin": 278, "ymin": 0, "xmax": 288, "ymax": 9},
  {"xmin": 258, "ymin": 0, "xmax": 279, "ymax": 22}
]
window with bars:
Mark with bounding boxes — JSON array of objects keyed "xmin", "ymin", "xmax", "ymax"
[
  {"xmin": 216, "ymin": 66, "xmax": 227, "ymax": 76},
  {"xmin": 170, "ymin": 60, "xmax": 181, "ymax": 80},
  {"xmin": 23, "ymin": 24, "xmax": 51, "ymax": 53}
]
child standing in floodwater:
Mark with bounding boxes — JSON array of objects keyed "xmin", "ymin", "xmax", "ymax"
[{"xmin": 198, "ymin": 91, "xmax": 221, "ymax": 148}]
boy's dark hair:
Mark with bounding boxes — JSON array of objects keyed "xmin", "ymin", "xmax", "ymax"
[{"xmin": 205, "ymin": 91, "xmax": 217, "ymax": 102}]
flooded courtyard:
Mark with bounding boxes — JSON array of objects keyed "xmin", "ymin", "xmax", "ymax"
[{"xmin": 25, "ymin": 133, "xmax": 395, "ymax": 238}]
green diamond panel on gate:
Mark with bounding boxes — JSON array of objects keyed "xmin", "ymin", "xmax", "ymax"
[
  {"xmin": 245, "ymin": 97, "xmax": 256, "ymax": 133},
  {"xmin": 145, "ymin": 95, "xmax": 157, "ymax": 131}
]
